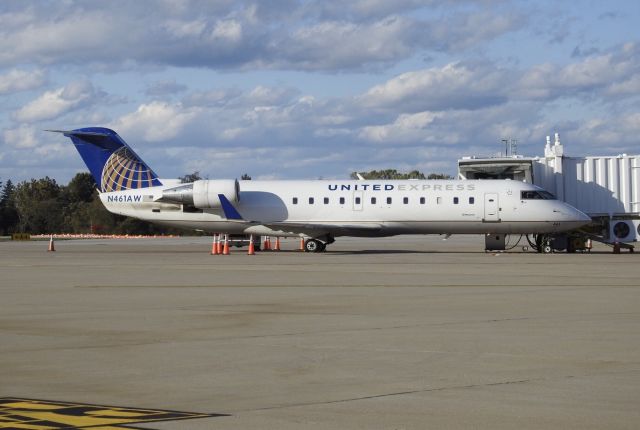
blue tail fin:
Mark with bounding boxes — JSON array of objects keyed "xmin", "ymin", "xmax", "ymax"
[{"xmin": 52, "ymin": 127, "xmax": 162, "ymax": 192}]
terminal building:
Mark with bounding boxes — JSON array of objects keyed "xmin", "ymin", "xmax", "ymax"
[{"xmin": 458, "ymin": 134, "xmax": 639, "ymax": 249}]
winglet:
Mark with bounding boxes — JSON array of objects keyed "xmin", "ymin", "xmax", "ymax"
[{"xmin": 218, "ymin": 194, "xmax": 243, "ymax": 220}]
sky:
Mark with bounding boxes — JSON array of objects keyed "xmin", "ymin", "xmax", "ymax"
[{"xmin": 0, "ymin": 0, "xmax": 639, "ymax": 184}]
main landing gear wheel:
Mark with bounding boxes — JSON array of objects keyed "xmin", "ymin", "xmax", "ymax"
[{"xmin": 304, "ymin": 239, "xmax": 325, "ymax": 253}]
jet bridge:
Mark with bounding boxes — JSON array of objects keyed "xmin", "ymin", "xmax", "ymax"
[{"xmin": 459, "ymin": 133, "xmax": 639, "ymax": 252}]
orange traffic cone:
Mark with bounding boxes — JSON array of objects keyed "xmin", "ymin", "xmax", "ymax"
[
  {"xmin": 274, "ymin": 237, "xmax": 281, "ymax": 251},
  {"xmin": 48, "ymin": 235, "xmax": 55, "ymax": 252},
  {"xmin": 299, "ymin": 237, "xmax": 305, "ymax": 251},
  {"xmin": 216, "ymin": 234, "xmax": 223, "ymax": 254},
  {"xmin": 263, "ymin": 236, "xmax": 271, "ymax": 251},
  {"xmin": 247, "ymin": 234, "xmax": 255, "ymax": 255},
  {"xmin": 211, "ymin": 235, "xmax": 218, "ymax": 255},
  {"xmin": 222, "ymin": 234, "xmax": 230, "ymax": 255}
]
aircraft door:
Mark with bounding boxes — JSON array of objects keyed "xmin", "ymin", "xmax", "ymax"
[
  {"xmin": 353, "ymin": 191, "xmax": 363, "ymax": 211},
  {"xmin": 483, "ymin": 193, "xmax": 500, "ymax": 222}
]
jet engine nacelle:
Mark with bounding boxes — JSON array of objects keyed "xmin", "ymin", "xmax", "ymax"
[
  {"xmin": 192, "ymin": 179, "xmax": 240, "ymax": 208},
  {"xmin": 160, "ymin": 179, "xmax": 240, "ymax": 208}
]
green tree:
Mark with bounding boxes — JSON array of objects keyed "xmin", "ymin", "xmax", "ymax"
[
  {"xmin": 14, "ymin": 177, "xmax": 63, "ymax": 233},
  {"xmin": 179, "ymin": 171, "xmax": 202, "ymax": 183},
  {"xmin": 66, "ymin": 172, "xmax": 97, "ymax": 202},
  {"xmin": 59, "ymin": 173, "xmax": 99, "ymax": 233},
  {"xmin": 350, "ymin": 169, "xmax": 453, "ymax": 180},
  {"xmin": 241, "ymin": 173, "xmax": 252, "ymax": 180},
  {"xmin": 0, "ymin": 179, "xmax": 19, "ymax": 235},
  {"xmin": 350, "ymin": 169, "xmax": 426, "ymax": 179},
  {"xmin": 427, "ymin": 173, "xmax": 454, "ymax": 179}
]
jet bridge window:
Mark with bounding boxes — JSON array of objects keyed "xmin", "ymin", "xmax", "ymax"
[{"xmin": 521, "ymin": 190, "xmax": 556, "ymax": 200}]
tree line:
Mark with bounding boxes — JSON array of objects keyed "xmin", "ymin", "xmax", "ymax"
[
  {"xmin": 1, "ymin": 169, "xmax": 451, "ymax": 235},
  {"xmin": 350, "ymin": 169, "xmax": 453, "ymax": 180},
  {"xmin": 0, "ymin": 173, "xmax": 182, "ymax": 236}
]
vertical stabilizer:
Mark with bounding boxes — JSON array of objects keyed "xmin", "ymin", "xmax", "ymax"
[{"xmin": 52, "ymin": 127, "xmax": 162, "ymax": 192}]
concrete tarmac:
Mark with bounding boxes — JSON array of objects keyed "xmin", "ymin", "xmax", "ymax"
[{"xmin": 1, "ymin": 236, "xmax": 639, "ymax": 429}]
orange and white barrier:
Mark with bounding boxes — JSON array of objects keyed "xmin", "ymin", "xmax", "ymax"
[
  {"xmin": 32, "ymin": 234, "xmax": 179, "ymax": 240},
  {"xmin": 47, "ymin": 235, "xmax": 55, "ymax": 252}
]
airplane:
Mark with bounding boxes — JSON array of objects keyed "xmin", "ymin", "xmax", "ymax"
[{"xmin": 51, "ymin": 127, "xmax": 592, "ymax": 252}]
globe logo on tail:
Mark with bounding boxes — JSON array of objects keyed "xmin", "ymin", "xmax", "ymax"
[{"xmin": 100, "ymin": 146, "xmax": 157, "ymax": 192}]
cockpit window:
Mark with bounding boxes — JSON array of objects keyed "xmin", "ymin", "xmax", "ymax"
[{"xmin": 521, "ymin": 190, "xmax": 556, "ymax": 200}]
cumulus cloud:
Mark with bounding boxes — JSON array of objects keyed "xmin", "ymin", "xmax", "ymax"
[
  {"xmin": 358, "ymin": 111, "xmax": 444, "ymax": 144},
  {"xmin": 3, "ymin": 124, "xmax": 38, "ymax": 148},
  {"xmin": 109, "ymin": 101, "xmax": 199, "ymax": 142},
  {"xmin": 145, "ymin": 79, "xmax": 188, "ymax": 96},
  {"xmin": 13, "ymin": 80, "xmax": 103, "ymax": 123},
  {"xmin": 0, "ymin": 69, "xmax": 45, "ymax": 94},
  {"xmin": 567, "ymin": 112, "xmax": 640, "ymax": 152},
  {"xmin": 517, "ymin": 42, "xmax": 640, "ymax": 101},
  {"xmin": 0, "ymin": 1, "xmax": 523, "ymax": 72},
  {"xmin": 358, "ymin": 62, "xmax": 509, "ymax": 112}
]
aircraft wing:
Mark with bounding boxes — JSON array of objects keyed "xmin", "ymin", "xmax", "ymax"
[{"xmin": 261, "ymin": 221, "xmax": 383, "ymax": 237}]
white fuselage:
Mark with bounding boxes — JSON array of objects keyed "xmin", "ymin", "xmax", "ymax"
[{"xmin": 99, "ymin": 179, "xmax": 591, "ymax": 238}]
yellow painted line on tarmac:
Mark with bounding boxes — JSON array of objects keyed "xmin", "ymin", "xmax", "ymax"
[{"xmin": 0, "ymin": 398, "xmax": 227, "ymax": 429}]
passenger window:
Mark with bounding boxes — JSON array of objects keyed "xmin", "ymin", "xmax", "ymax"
[
  {"xmin": 403, "ymin": 197, "xmax": 409, "ymax": 204},
  {"xmin": 386, "ymin": 197, "xmax": 392, "ymax": 204},
  {"xmin": 355, "ymin": 197, "xmax": 361, "ymax": 204},
  {"xmin": 371, "ymin": 197, "xmax": 377, "ymax": 204},
  {"xmin": 420, "ymin": 197, "xmax": 425, "ymax": 204},
  {"xmin": 309, "ymin": 197, "xmax": 314, "ymax": 204},
  {"xmin": 293, "ymin": 197, "xmax": 298, "ymax": 204},
  {"xmin": 324, "ymin": 197, "xmax": 329, "ymax": 204},
  {"xmin": 453, "ymin": 197, "xmax": 459, "ymax": 204},
  {"xmin": 339, "ymin": 197, "xmax": 345, "ymax": 204},
  {"xmin": 437, "ymin": 197, "xmax": 442, "ymax": 204},
  {"xmin": 469, "ymin": 197, "xmax": 474, "ymax": 204}
]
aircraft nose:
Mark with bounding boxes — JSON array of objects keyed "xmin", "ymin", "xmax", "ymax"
[
  {"xmin": 579, "ymin": 210, "xmax": 592, "ymax": 223},
  {"xmin": 567, "ymin": 205, "xmax": 591, "ymax": 226}
]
